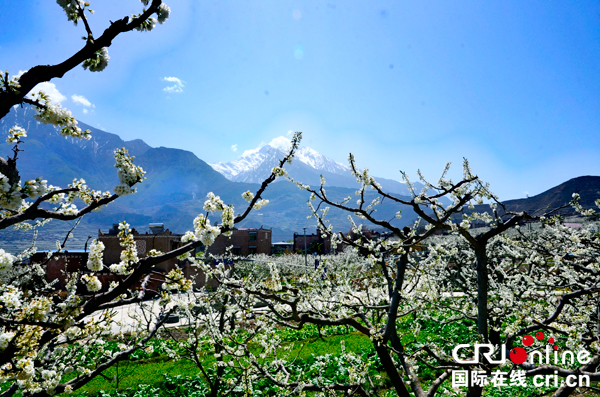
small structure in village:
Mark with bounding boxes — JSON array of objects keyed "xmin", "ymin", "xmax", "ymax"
[
  {"xmin": 207, "ymin": 227, "xmax": 272, "ymax": 256},
  {"xmin": 293, "ymin": 229, "xmax": 331, "ymax": 254},
  {"xmin": 98, "ymin": 223, "xmax": 183, "ymax": 274},
  {"xmin": 271, "ymin": 241, "xmax": 293, "ymax": 255},
  {"xmin": 35, "ymin": 223, "xmax": 273, "ymax": 293}
]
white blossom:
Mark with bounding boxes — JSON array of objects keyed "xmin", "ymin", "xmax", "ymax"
[
  {"xmin": 6, "ymin": 126, "xmax": 26, "ymax": 143},
  {"xmin": 81, "ymin": 274, "xmax": 102, "ymax": 292},
  {"xmin": 253, "ymin": 199, "xmax": 269, "ymax": 210},
  {"xmin": 272, "ymin": 166, "xmax": 285, "ymax": 177},
  {"xmin": 135, "ymin": 17, "xmax": 157, "ymax": 32},
  {"xmin": 0, "ymin": 249, "xmax": 16, "ymax": 274},
  {"xmin": 113, "ymin": 148, "xmax": 145, "ymax": 195},
  {"xmin": 87, "ymin": 240, "xmax": 104, "ymax": 271},
  {"xmin": 33, "ymin": 93, "xmax": 91, "ymax": 139},
  {"xmin": 82, "ymin": 47, "xmax": 110, "ymax": 72},
  {"xmin": 156, "ymin": 3, "xmax": 170, "ymax": 24},
  {"xmin": 0, "ymin": 332, "xmax": 15, "ymax": 350},
  {"xmin": 242, "ymin": 190, "xmax": 254, "ymax": 202}
]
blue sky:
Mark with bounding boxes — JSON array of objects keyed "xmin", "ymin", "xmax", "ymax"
[{"xmin": 2, "ymin": 0, "xmax": 600, "ymax": 200}]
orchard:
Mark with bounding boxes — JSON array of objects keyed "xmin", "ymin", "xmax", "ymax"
[{"xmin": 1, "ymin": 2, "xmax": 599, "ymax": 397}]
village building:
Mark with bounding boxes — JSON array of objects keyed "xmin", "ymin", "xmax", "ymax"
[
  {"xmin": 206, "ymin": 227, "xmax": 272, "ymax": 256},
  {"xmin": 98, "ymin": 223, "xmax": 183, "ymax": 273},
  {"xmin": 35, "ymin": 224, "xmax": 274, "ymax": 292},
  {"xmin": 293, "ymin": 229, "xmax": 331, "ymax": 254},
  {"xmin": 271, "ymin": 241, "xmax": 293, "ymax": 255},
  {"xmin": 30, "ymin": 250, "xmax": 165, "ymax": 295}
]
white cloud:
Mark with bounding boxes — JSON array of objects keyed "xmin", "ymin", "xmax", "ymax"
[
  {"xmin": 240, "ymin": 136, "xmax": 292, "ymax": 157},
  {"xmin": 242, "ymin": 141, "xmax": 265, "ymax": 157},
  {"xmin": 82, "ymin": 109, "xmax": 88, "ymax": 114},
  {"xmin": 268, "ymin": 136, "xmax": 291, "ymax": 151},
  {"xmin": 15, "ymin": 70, "xmax": 67, "ymax": 104},
  {"xmin": 34, "ymin": 82, "xmax": 67, "ymax": 103},
  {"xmin": 231, "ymin": 144, "xmax": 238, "ymax": 152},
  {"xmin": 287, "ymin": 130, "xmax": 293, "ymax": 136},
  {"xmin": 71, "ymin": 94, "xmax": 94, "ymax": 107},
  {"xmin": 242, "ymin": 147, "xmax": 261, "ymax": 157},
  {"xmin": 162, "ymin": 76, "xmax": 185, "ymax": 93}
]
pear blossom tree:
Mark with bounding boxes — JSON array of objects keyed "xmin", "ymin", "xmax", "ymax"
[
  {"xmin": 0, "ymin": 2, "xmax": 299, "ymax": 396},
  {"xmin": 181, "ymin": 156, "xmax": 600, "ymax": 397}
]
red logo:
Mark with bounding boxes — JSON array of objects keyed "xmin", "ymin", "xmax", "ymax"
[{"xmin": 510, "ymin": 331, "xmax": 558, "ymax": 364}]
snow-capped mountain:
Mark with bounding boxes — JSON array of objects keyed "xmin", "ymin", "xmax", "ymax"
[
  {"xmin": 295, "ymin": 147, "xmax": 348, "ymax": 175},
  {"xmin": 210, "ymin": 138, "xmax": 424, "ymax": 198},
  {"xmin": 211, "ymin": 142, "xmax": 348, "ymax": 182}
]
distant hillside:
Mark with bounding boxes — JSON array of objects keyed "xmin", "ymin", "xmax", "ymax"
[
  {"xmin": 0, "ymin": 107, "xmax": 418, "ymax": 251},
  {"xmin": 0, "ymin": 106, "xmax": 151, "ymax": 188},
  {"xmin": 498, "ymin": 176, "xmax": 600, "ymax": 216},
  {"xmin": 2, "ymin": 107, "xmax": 596, "ymax": 253}
]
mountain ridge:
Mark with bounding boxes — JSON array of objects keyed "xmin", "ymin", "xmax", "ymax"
[
  {"xmin": 496, "ymin": 175, "xmax": 600, "ymax": 216},
  {"xmin": 0, "ymin": 108, "xmax": 419, "ymax": 249},
  {"xmin": 1, "ymin": 107, "xmax": 598, "ymax": 252},
  {"xmin": 211, "ymin": 144, "xmax": 349, "ymax": 180},
  {"xmin": 210, "ymin": 139, "xmax": 425, "ymax": 197}
]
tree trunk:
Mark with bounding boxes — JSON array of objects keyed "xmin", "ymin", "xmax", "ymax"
[
  {"xmin": 475, "ymin": 247, "xmax": 488, "ymax": 341},
  {"xmin": 374, "ymin": 342, "xmax": 411, "ymax": 397},
  {"xmin": 466, "ymin": 385, "xmax": 483, "ymax": 397},
  {"xmin": 552, "ymin": 384, "xmax": 575, "ymax": 397}
]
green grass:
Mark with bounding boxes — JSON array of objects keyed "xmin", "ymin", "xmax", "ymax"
[
  {"xmin": 70, "ymin": 358, "xmax": 200, "ymax": 396},
  {"xmin": 282, "ymin": 333, "xmax": 371, "ymax": 360},
  {"xmin": 68, "ymin": 332, "xmax": 373, "ymax": 396}
]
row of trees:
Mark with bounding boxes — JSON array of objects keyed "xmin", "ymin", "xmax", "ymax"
[
  {"xmin": 172, "ymin": 161, "xmax": 600, "ymax": 397},
  {"xmin": 2, "ymin": 2, "xmax": 600, "ymax": 396}
]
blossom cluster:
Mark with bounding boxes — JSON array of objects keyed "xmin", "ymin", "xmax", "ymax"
[
  {"xmin": 32, "ymin": 92, "xmax": 91, "ymax": 139},
  {"xmin": 133, "ymin": 2, "xmax": 170, "ymax": 32},
  {"xmin": 81, "ymin": 274, "xmax": 102, "ymax": 292},
  {"xmin": 192, "ymin": 214, "xmax": 221, "ymax": 247},
  {"xmin": 6, "ymin": 126, "xmax": 26, "ymax": 143},
  {"xmin": 56, "ymin": 0, "xmax": 92, "ymax": 24},
  {"xmin": 87, "ymin": 240, "xmax": 105, "ymax": 271},
  {"xmin": 156, "ymin": 3, "xmax": 170, "ymax": 24},
  {"xmin": 162, "ymin": 268, "xmax": 192, "ymax": 291},
  {"xmin": 253, "ymin": 199, "xmax": 269, "ymax": 210},
  {"xmin": 272, "ymin": 166, "xmax": 285, "ymax": 177},
  {"xmin": 0, "ymin": 249, "xmax": 16, "ymax": 276},
  {"xmin": 82, "ymin": 47, "xmax": 110, "ymax": 72},
  {"xmin": 108, "ymin": 222, "xmax": 138, "ymax": 275},
  {"xmin": 0, "ymin": 172, "xmax": 50, "ymax": 212},
  {"xmin": 67, "ymin": 178, "xmax": 112, "ymax": 207},
  {"xmin": 114, "ymin": 148, "xmax": 146, "ymax": 195},
  {"xmin": 0, "ymin": 174, "xmax": 24, "ymax": 211},
  {"xmin": 202, "ymin": 192, "xmax": 236, "ymax": 231},
  {"xmin": 241, "ymin": 190, "xmax": 254, "ymax": 202}
]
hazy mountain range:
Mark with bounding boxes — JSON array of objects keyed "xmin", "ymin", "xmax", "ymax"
[
  {"xmin": 210, "ymin": 141, "xmax": 421, "ymax": 197},
  {"xmin": 0, "ymin": 107, "xmax": 420, "ymax": 250},
  {"xmin": 483, "ymin": 175, "xmax": 600, "ymax": 217},
  {"xmin": 211, "ymin": 145, "xmax": 349, "ymax": 182},
  {"xmin": 0, "ymin": 107, "xmax": 598, "ymax": 252}
]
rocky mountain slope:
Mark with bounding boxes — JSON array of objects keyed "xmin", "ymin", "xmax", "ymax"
[
  {"xmin": 496, "ymin": 175, "xmax": 600, "ymax": 216},
  {"xmin": 1, "ymin": 107, "xmax": 598, "ymax": 252},
  {"xmin": 210, "ymin": 140, "xmax": 422, "ymax": 197},
  {"xmin": 0, "ymin": 108, "xmax": 419, "ymax": 250}
]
